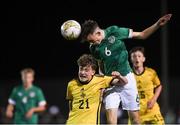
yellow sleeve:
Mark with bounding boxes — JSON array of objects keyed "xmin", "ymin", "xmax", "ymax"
[
  {"xmin": 152, "ymin": 69, "xmax": 161, "ymax": 88},
  {"xmin": 103, "ymin": 76, "xmax": 113, "ymax": 88},
  {"xmin": 66, "ymin": 82, "xmax": 73, "ymax": 100}
]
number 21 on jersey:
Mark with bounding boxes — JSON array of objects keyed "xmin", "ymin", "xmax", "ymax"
[{"xmin": 79, "ymin": 99, "xmax": 89, "ymax": 109}]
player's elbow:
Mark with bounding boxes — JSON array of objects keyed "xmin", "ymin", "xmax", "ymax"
[
  {"xmin": 132, "ymin": 32, "xmax": 146, "ymax": 40},
  {"xmin": 159, "ymin": 85, "xmax": 163, "ymax": 91},
  {"xmin": 38, "ymin": 105, "xmax": 46, "ymax": 112},
  {"xmin": 155, "ymin": 84, "xmax": 163, "ymax": 94},
  {"xmin": 42, "ymin": 106, "xmax": 46, "ymax": 111},
  {"xmin": 138, "ymin": 32, "xmax": 147, "ymax": 40}
]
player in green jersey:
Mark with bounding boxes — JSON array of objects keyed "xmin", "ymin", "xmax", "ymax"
[
  {"xmin": 80, "ymin": 14, "xmax": 172, "ymax": 124},
  {"xmin": 6, "ymin": 68, "xmax": 47, "ymax": 124}
]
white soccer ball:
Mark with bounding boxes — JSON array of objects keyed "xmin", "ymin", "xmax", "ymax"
[{"xmin": 61, "ymin": 20, "xmax": 81, "ymax": 40}]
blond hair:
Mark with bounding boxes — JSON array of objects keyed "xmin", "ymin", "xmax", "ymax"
[{"xmin": 20, "ymin": 68, "xmax": 35, "ymax": 76}]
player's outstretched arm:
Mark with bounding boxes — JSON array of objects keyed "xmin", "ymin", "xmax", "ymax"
[
  {"xmin": 111, "ymin": 71, "xmax": 128, "ymax": 85},
  {"xmin": 132, "ymin": 14, "xmax": 172, "ymax": 39}
]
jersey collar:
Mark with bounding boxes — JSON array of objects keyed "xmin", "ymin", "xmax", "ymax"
[
  {"xmin": 78, "ymin": 76, "xmax": 94, "ymax": 85},
  {"xmin": 133, "ymin": 67, "xmax": 146, "ymax": 76}
]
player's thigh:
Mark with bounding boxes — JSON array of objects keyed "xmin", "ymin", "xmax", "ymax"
[
  {"xmin": 120, "ymin": 72, "xmax": 140, "ymax": 111},
  {"xmin": 104, "ymin": 92, "xmax": 120, "ymax": 109},
  {"xmin": 120, "ymin": 88, "xmax": 139, "ymax": 111}
]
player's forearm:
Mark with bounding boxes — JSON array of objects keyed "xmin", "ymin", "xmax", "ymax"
[
  {"xmin": 143, "ymin": 22, "xmax": 160, "ymax": 39},
  {"xmin": 111, "ymin": 71, "xmax": 128, "ymax": 85},
  {"xmin": 69, "ymin": 100, "xmax": 72, "ymax": 111},
  {"xmin": 138, "ymin": 22, "xmax": 160, "ymax": 40},
  {"xmin": 132, "ymin": 21, "xmax": 160, "ymax": 40},
  {"xmin": 153, "ymin": 85, "xmax": 162, "ymax": 101},
  {"xmin": 118, "ymin": 75, "xmax": 128, "ymax": 84},
  {"xmin": 7, "ymin": 104, "xmax": 14, "ymax": 112},
  {"xmin": 31, "ymin": 106, "xmax": 46, "ymax": 113},
  {"xmin": 112, "ymin": 76, "xmax": 128, "ymax": 85}
]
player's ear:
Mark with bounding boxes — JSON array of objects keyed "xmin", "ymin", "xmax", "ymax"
[
  {"xmin": 92, "ymin": 70, "xmax": 96, "ymax": 75},
  {"xmin": 97, "ymin": 31, "xmax": 101, "ymax": 36},
  {"xmin": 143, "ymin": 56, "xmax": 146, "ymax": 62},
  {"xmin": 94, "ymin": 28, "xmax": 101, "ymax": 35}
]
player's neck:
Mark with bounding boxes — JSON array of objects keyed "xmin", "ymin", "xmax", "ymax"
[
  {"xmin": 78, "ymin": 76, "xmax": 93, "ymax": 85},
  {"xmin": 133, "ymin": 66, "xmax": 145, "ymax": 75},
  {"xmin": 23, "ymin": 83, "xmax": 33, "ymax": 90}
]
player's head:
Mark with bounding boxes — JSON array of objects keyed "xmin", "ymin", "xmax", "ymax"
[
  {"xmin": 81, "ymin": 20, "xmax": 104, "ymax": 44},
  {"xmin": 129, "ymin": 46, "xmax": 146, "ymax": 68},
  {"xmin": 21, "ymin": 68, "xmax": 35, "ymax": 86},
  {"xmin": 77, "ymin": 54, "xmax": 97, "ymax": 83}
]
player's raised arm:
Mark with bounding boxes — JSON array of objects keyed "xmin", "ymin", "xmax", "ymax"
[
  {"xmin": 111, "ymin": 71, "xmax": 128, "ymax": 85},
  {"xmin": 132, "ymin": 14, "xmax": 172, "ymax": 39}
]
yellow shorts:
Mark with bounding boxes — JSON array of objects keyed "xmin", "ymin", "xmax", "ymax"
[
  {"xmin": 141, "ymin": 112, "xmax": 164, "ymax": 124},
  {"xmin": 128, "ymin": 112, "xmax": 164, "ymax": 125}
]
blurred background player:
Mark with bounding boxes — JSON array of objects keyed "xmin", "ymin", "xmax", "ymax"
[
  {"xmin": 130, "ymin": 46, "xmax": 164, "ymax": 124},
  {"xmin": 6, "ymin": 68, "xmax": 46, "ymax": 124},
  {"xmin": 66, "ymin": 54, "xmax": 128, "ymax": 124},
  {"xmin": 80, "ymin": 14, "xmax": 171, "ymax": 124}
]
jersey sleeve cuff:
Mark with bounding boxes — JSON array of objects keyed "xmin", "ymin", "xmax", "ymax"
[
  {"xmin": 128, "ymin": 29, "xmax": 133, "ymax": 38},
  {"xmin": 8, "ymin": 98, "xmax": 16, "ymax": 105},
  {"xmin": 39, "ymin": 101, "xmax": 47, "ymax": 106}
]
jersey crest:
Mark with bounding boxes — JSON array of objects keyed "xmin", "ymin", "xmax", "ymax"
[
  {"xmin": 108, "ymin": 36, "xmax": 115, "ymax": 44},
  {"xmin": 18, "ymin": 92, "xmax": 23, "ymax": 97},
  {"xmin": 30, "ymin": 91, "xmax": 35, "ymax": 98},
  {"xmin": 80, "ymin": 88, "xmax": 86, "ymax": 98}
]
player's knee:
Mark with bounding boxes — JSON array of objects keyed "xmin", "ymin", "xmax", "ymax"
[
  {"xmin": 107, "ymin": 116, "xmax": 117, "ymax": 124},
  {"xmin": 130, "ymin": 117, "xmax": 140, "ymax": 124},
  {"xmin": 128, "ymin": 110, "xmax": 140, "ymax": 124},
  {"xmin": 106, "ymin": 109, "xmax": 118, "ymax": 124}
]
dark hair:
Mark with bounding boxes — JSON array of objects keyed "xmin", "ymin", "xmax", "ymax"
[
  {"xmin": 80, "ymin": 20, "xmax": 99, "ymax": 42},
  {"xmin": 129, "ymin": 46, "xmax": 145, "ymax": 56},
  {"xmin": 77, "ymin": 54, "xmax": 98, "ymax": 70}
]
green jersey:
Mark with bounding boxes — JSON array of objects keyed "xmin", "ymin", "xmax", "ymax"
[
  {"xmin": 90, "ymin": 26, "xmax": 132, "ymax": 76},
  {"xmin": 8, "ymin": 84, "xmax": 46, "ymax": 124}
]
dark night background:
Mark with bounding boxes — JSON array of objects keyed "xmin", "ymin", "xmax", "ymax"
[{"xmin": 0, "ymin": 0, "xmax": 179, "ymax": 123}]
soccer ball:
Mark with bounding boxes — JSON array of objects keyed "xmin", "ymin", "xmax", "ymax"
[{"xmin": 61, "ymin": 20, "xmax": 81, "ymax": 40}]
